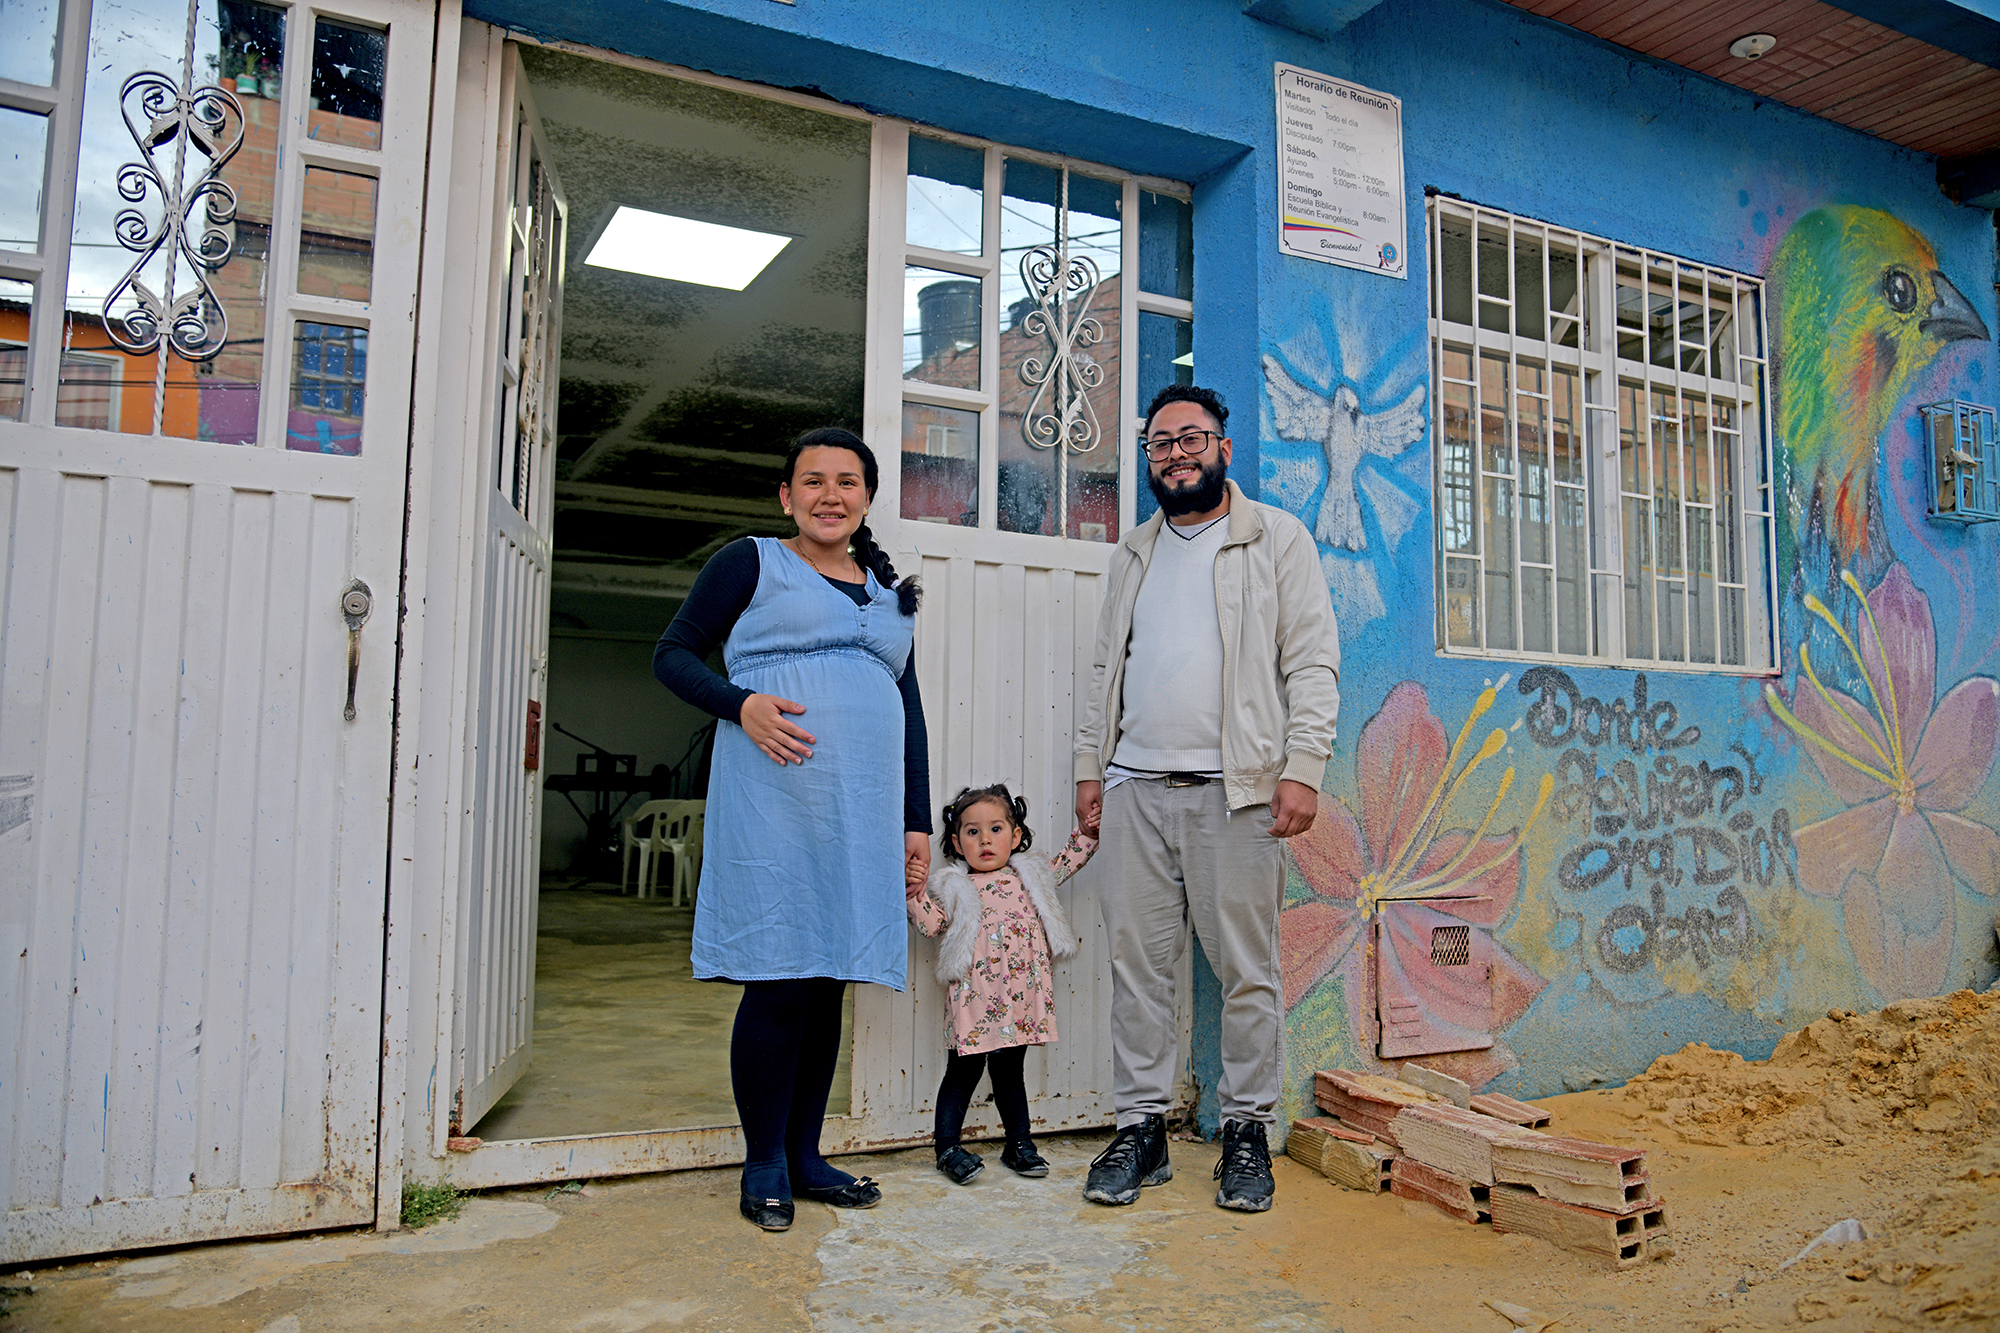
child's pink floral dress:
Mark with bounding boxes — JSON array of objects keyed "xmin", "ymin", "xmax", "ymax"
[{"xmin": 907, "ymin": 830, "xmax": 1096, "ymax": 1055}]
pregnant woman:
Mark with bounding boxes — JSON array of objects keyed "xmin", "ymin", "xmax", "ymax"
[{"xmin": 653, "ymin": 427, "xmax": 930, "ymax": 1232}]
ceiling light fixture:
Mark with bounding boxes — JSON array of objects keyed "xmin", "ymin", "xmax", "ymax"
[
  {"xmin": 583, "ymin": 206, "xmax": 792, "ymax": 290},
  {"xmin": 1729, "ymin": 32, "xmax": 1777, "ymax": 60}
]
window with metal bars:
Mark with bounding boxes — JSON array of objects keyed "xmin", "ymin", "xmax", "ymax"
[{"xmin": 1428, "ymin": 197, "xmax": 1776, "ymax": 672}]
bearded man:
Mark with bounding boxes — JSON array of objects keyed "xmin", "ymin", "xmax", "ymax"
[{"xmin": 1073, "ymin": 383, "xmax": 1342, "ymax": 1212}]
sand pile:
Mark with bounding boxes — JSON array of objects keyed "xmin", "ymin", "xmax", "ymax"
[{"xmin": 1617, "ymin": 989, "xmax": 2000, "ymax": 1149}]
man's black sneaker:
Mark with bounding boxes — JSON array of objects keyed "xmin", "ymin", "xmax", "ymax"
[
  {"xmin": 1000, "ymin": 1139, "xmax": 1049, "ymax": 1177},
  {"xmin": 1213, "ymin": 1119, "xmax": 1275, "ymax": 1212},
  {"xmin": 936, "ymin": 1145, "xmax": 984, "ymax": 1185},
  {"xmin": 1083, "ymin": 1114, "xmax": 1171, "ymax": 1205}
]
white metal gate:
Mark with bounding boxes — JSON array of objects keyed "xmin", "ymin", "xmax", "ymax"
[
  {"xmin": 0, "ymin": 0, "xmax": 433, "ymax": 1261},
  {"xmin": 450, "ymin": 47, "xmax": 566, "ymax": 1135}
]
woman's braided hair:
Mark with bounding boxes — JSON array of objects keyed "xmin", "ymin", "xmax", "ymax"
[
  {"xmin": 785, "ymin": 427, "xmax": 922, "ymax": 615},
  {"xmin": 939, "ymin": 783, "xmax": 1034, "ymax": 864}
]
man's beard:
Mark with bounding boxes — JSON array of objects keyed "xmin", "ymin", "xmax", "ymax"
[{"xmin": 1148, "ymin": 453, "xmax": 1228, "ymax": 517}]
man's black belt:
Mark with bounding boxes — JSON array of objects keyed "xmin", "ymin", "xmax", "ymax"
[{"xmin": 1162, "ymin": 772, "xmax": 1212, "ymax": 788}]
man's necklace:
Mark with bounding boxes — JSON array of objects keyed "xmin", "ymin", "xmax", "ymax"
[{"xmin": 1165, "ymin": 514, "xmax": 1226, "ymax": 542}]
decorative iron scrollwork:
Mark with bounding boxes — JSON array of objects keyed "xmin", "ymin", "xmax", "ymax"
[
  {"xmin": 1017, "ymin": 244, "xmax": 1105, "ymax": 457},
  {"xmin": 102, "ymin": 69, "xmax": 244, "ymax": 361}
]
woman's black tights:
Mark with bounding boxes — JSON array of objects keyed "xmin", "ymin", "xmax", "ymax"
[
  {"xmin": 731, "ymin": 977, "xmax": 854, "ymax": 1201},
  {"xmin": 932, "ymin": 1045, "xmax": 1029, "ymax": 1151}
]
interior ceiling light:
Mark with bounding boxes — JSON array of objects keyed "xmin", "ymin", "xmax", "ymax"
[
  {"xmin": 583, "ymin": 206, "xmax": 792, "ymax": 290},
  {"xmin": 1729, "ymin": 32, "xmax": 1778, "ymax": 60}
]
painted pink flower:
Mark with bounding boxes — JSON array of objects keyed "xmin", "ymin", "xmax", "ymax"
[
  {"xmin": 1282, "ymin": 680, "xmax": 1550, "ymax": 1090},
  {"xmin": 1765, "ymin": 563, "xmax": 2000, "ymax": 1001}
]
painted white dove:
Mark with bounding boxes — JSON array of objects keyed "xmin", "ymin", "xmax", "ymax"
[{"xmin": 1263, "ymin": 353, "xmax": 1425, "ymax": 551}]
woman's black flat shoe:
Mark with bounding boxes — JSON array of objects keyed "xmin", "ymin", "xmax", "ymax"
[
  {"xmin": 797, "ymin": 1175, "xmax": 881, "ymax": 1208},
  {"xmin": 739, "ymin": 1190, "xmax": 795, "ymax": 1231}
]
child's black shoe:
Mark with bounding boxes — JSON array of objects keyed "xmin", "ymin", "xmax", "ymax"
[
  {"xmin": 936, "ymin": 1145, "xmax": 984, "ymax": 1185},
  {"xmin": 1000, "ymin": 1139, "xmax": 1048, "ymax": 1177}
]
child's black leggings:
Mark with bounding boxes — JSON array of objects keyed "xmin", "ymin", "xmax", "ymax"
[{"xmin": 933, "ymin": 1045, "xmax": 1030, "ymax": 1150}]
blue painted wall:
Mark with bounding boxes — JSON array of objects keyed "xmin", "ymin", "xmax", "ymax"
[{"xmin": 471, "ymin": 0, "xmax": 2000, "ymax": 1128}]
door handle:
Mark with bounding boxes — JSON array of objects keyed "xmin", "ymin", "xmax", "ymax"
[{"xmin": 341, "ymin": 580, "xmax": 373, "ymax": 721}]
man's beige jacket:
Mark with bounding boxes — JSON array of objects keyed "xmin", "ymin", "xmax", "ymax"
[{"xmin": 1074, "ymin": 480, "xmax": 1342, "ymax": 811}]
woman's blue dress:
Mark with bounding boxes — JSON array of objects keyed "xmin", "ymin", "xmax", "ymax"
[{"xmin": 692, "ymin": 537, "xmax": 914, "ymax": 989}]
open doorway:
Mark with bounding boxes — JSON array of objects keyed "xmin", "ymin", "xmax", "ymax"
[{"xmin": 469, "ymin": 43, "xmax": 872, "ymax": 1141}]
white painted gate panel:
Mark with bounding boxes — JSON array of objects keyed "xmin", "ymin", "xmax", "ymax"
[
  {"xmin": 0, "ymin": 0, "xmax": 434, "ymax": 1260},
  {"xmin": 450, "ymin": 50, "xmax": 566, "ymax": 1135},
  {"xmin": 845, "ymin": 543, "xmax": 1116, "ymax": 1147}
]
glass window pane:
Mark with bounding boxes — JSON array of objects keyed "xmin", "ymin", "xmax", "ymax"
[
  {"xmin": 1437, "ymin": 218, "xmax": 1471, "ymax": 324},
  {"xmin": 1445, "ymin": 555, "xmax": 1480, "ymax": 648},
  {"xmin": 64, "ymin": 0, "xmax": 281, "ymax": 441},
  {"xmin": 1137, "ymin": 311, "xmax": 1191, "ymax": 413},
  {"xmin": 298, "ymin": 166, "xmax": 377, "ymax": 300},
  {"xmin": 1484, "ymin": 476, "xmax": 1515, "ymax": 649},
  {"xmin": 1549, "ymin": 241, "xmax": 1581, "ymax": 349},
  {"xmin": 1138, "ymin": 189, "xmax": 1191, "ymax": 301},
  {"xmin": 1, "ymin": 109, "xmax": 48, "ymax": 253},
  {"xmin": 904, "ymin": 266, "xmax": 979, "ymax": 389},
  {"xmin": 1555, "ymin": 485, "xmax": 1588, "ymax": 655},
  {"xmin": 0, "ymin": 0, "xmax": 60, "ymax": 85},
  {"xmin": 906, "ymin": 135, "xmax": 983, "ymax": 255},
  {"xmin": 289, "ymin": 320, "xmax": 365, "ymax": 454},
  {"xmin": 0, "ymin": 279, "xmax": 29, "ymax": 421},
  {"xmin": 309, "ymin": 18, "xmax": 385, "ymax": 150},
  {"xmin": 998, "ymin": 160, "xmax": 1121, "ymax": 540},
  {"xmin": 1522, "ymin": 566, "xmax": 1552, "ymax": 654},
  {"xmin": 1479, "ymin": 353, "xmax": 1509, "ymax": 474},
  {"xmin": 900, "ymin": 401, "xmax": 978, "ymax": 527},
  {"xmin": 1514, "ymin": 234, "xmax": 1544, "ymax": 341}
]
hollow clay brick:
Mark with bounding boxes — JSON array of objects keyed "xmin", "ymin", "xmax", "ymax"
[
  {"xmin": 1390, "ymin": 1103, "xmax": 1547, "ymax": 1184},
  {"xmin": 1390, "ymin": 1156, "xmax": 1490, "ymax": 1224},
  {"xmin": 1490, "ymin": 1135, "xmax": 1656, "ymax": 1213},
  {"xmin": 1469, "ymin": 1092, "xmax": 1553, "ymax": 1128},
  {"xmin": 1490, "ymin": 1184, "xmax": 1671, "ymax": 1271}
]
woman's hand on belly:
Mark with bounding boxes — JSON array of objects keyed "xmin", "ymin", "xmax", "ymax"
[{"xmin": 740, "ymin": 693, "xmax": 817, "ymax": 765}]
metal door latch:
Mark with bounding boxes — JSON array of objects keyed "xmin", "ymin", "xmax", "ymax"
[{"xmin": 341, "ymin": 580, "xmax": 373, "ymax": 721}]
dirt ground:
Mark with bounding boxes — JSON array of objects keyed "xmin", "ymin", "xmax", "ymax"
[{"xmin": 5, "ymin": 989, "xmax": 1996, "ymax": 1333}]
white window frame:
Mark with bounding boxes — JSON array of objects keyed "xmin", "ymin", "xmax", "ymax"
[
  {"xmin": 1428, "ymin": 196, "xmax": 1776, "ymax": 673},
  {"xmin": 0, "ymin": 0, "xmax": 410, "ymax": 448},
  {"xmin": 876, "ymin": 120, "xmax": 1192, "ymax": 554}
]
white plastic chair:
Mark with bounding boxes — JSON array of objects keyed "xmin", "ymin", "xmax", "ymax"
[
  {"xmin": 619, "ymin": 799, "xmax": 680, "ymax": 895},
  {"xmin": 654, "ymin": 801, "xmax": 704, "ymax": 906}
]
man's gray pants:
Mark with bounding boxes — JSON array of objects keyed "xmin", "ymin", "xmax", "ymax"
[{"xmin": 1097, "ymin": 777, "xmax": 1286, "ymax": 1129}]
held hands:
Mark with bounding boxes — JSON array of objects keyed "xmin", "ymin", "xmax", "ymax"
[
  {"xmin": 739, "ymin": 693, "xmax": 815, "ymax": 765},
  {"xmin": 905, "ymin": 832, "xmax": 932, "ymax": 896},
  {"xmin": 1074, "ymin": 780, "xmax": 1103, "ymax": 838},
  {"xmin": 1267, "ymin": 778, "xmax": 1318, "ymax": 838}
]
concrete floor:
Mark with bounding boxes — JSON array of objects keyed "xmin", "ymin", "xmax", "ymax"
[{"xmin": 470, "ymin": 884, "xmax": 853, "ymax": 1141}]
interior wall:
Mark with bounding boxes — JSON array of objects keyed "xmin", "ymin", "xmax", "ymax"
[{"xmin": 539, "ymin": 625, "xmax": 711, "ymax": 873}]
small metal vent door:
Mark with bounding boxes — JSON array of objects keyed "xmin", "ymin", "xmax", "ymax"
[
  {"xmin": 450, "ymin": 46, "xmax": 566, "ymax": 1135},
  {"xmin": 1374, "ymin": 897, "xmax": 1497, "ymax": 1059}
]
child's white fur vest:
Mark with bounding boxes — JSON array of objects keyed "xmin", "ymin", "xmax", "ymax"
[{"xmin": 925, "ymin": 854, "xmax": 1078, "ymax": 985}]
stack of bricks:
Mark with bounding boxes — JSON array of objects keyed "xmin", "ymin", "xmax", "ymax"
[{"xmin": 1287, "ymin": 1066, "xmax": 1671, "ymax": 1271}]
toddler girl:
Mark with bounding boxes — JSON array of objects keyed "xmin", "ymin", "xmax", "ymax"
[{"xmin": 906, "ymin": 784, "xmax": 1096, "ymax": 1183}]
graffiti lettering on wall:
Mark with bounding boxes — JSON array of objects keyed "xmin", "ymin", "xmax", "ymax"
[
  {"xmin": 1764, "ymin": 562, "xmax": 2000, "ymax": 1001},
  {"xmin": 1520, "ymin": 669, "xmax": 1796, "ymax": 978}
]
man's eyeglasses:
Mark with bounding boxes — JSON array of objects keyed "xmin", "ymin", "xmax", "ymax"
[{"xmin": 1143, "ymin": 429, "xmax": 1218, "ymax": 461}]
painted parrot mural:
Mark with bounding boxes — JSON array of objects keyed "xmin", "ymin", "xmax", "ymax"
[{"xmin": 1771, "ymin": 206, "xmax": 1989, "ymax": 588}]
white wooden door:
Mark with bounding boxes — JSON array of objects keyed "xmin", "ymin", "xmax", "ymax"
[
  {"xmin": 0, "ymin": 0, "xmax": 433, "ymax": 1261},
  {"xmin": 836, "ymin": 121, "xmax": 1195, "ymax": 1151},
  {"xmin": 449, "ymin": 48, "xmax": 566, "ymax": 1135}
]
